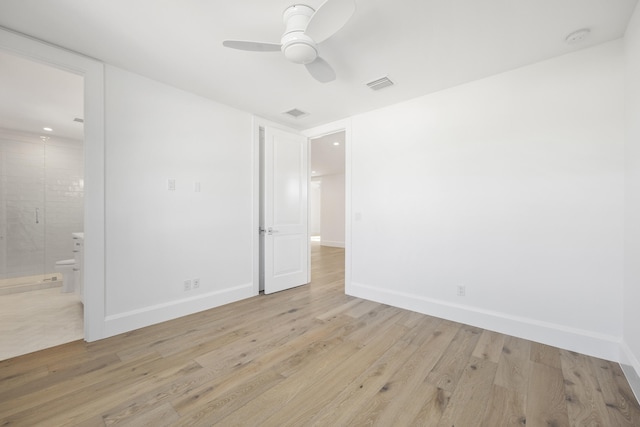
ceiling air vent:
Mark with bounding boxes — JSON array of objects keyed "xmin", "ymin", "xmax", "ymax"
[
  {"xmin": 73, "ymin": 117, "xmax": 84, "ymax": 123},
  {"xmin": 366, "ymin": 76, "xmax": 394, "ymax": 91},
  {"xmin": 283, "ymin": 108, "xmax": 309, "ymax": 119}
]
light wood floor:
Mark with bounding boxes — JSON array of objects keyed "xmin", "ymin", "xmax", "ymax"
[{"xmin": 1, "ymin": 245, "xmax": 639, "ymax": 426}]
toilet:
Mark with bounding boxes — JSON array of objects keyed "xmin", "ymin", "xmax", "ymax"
[{"xmin": 54, "ymin": 259, "xmax": 76, "ymax": 293}]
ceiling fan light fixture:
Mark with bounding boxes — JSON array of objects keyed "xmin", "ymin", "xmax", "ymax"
[
  {"xmin": 222, "ymin": 0, "xmax": 355, "ymax": 82},
  {"xmin": 284, "ymin": 43, "xmax": 317, "ymax": 64},
  {"xmin": 282, "ymin": 33, "xmax": 318, "ymax": 64}
]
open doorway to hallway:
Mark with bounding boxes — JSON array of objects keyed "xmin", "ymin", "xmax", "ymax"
[
  {"xmin": 310, "ymin": 131, "xmax": 345, "ymax": 248},
  {"xmin": 309, "ymin": 130, "xmax": 345, "ymax": 287}
]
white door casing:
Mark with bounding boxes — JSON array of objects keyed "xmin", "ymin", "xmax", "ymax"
[{"xmin": 263, "ymin": 126, "xmax": 309, "ymax": 294}]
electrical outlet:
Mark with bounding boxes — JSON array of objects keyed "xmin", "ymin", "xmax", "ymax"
[
  {"xmin": 193, "ymin": 278, "xmax": 200, "ymax": 289},
  {"xmin": 168, "ymin": 179, "xmax": 176, "ymax": 191},
  {"xmin": 457, "ymin": 285, "xmax": 466, "ymax": 297},
  {"xmin": 183, "ymin": 279, "xmax": 192, "ymax": 291}
]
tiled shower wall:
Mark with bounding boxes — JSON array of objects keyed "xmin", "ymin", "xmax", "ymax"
[{"xmin": 0, "ymin": 129, "xmax": 83, "ymax": 280}]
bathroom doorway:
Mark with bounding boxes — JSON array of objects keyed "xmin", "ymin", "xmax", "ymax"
[{"xmin": 0, "ymin": 50, "xmax": 85, "ymax": 360}]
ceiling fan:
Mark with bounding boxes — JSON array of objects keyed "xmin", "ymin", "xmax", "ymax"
[{"xmin": 222, "ymin": 0, "xmax": 356, "ymax": 83}]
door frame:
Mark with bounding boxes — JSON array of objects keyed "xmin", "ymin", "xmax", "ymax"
[
  {"xmin": 302, "ymin": 119, "xmax": 352, "ymax": 293},
  {"xmin": 0, "ymin": 27, "xmax": 106, "ymax": 341}
]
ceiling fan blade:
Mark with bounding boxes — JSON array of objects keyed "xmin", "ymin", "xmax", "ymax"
[
  {"xmin": 305, "ymin": 0, "xmax": 356, "ymax": 43},
  {"xmin": 305, "ymin": 57, "xmax": 336, "ymax": 83},
  {"xmin": 222, "ymin": 40, "xmax": 282, "ymax": 52}
]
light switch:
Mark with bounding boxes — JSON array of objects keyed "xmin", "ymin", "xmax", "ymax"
[{"xmin": 194, "ymin": 182, "xmax": 201, "ymax": 192}]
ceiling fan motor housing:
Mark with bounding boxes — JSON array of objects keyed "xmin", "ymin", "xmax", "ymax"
[{"xmin": 281, "ymin": 4, "xmax": 318, "ymax": 64}]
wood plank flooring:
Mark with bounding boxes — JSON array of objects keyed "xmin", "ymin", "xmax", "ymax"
[{"xmin": 1, "ymin": 244, "xmax": 639, "ymax": 426}]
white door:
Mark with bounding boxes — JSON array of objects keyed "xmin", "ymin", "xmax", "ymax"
[{"xmin": 263, "ymin": 126, "xmax": 309, "ymax": 294}]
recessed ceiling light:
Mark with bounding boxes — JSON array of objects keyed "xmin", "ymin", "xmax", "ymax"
[
  {"xmin": 565, "ymin": 28, "xmax": 590, "ymax": 44},
  {"xmin": 43, "ymin": 127, "xmax": 53, "ymax": 132},
  {"xmin": 312, "ymin": 170, "xmax": 317, "ymax": 174},
  {"xmin": 333, "ymin": 142, "xmax": 340, "ymax": 146}
]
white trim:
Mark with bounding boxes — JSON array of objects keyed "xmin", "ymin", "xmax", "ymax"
[
  {"xmin": 620, "ymin": 341, "xmax": 640, "ymax": 403},
  {"xmin": 621, "ymin": 340, "xmax": 640, "ymax": 373},
  {"xmin": 0, "ymin": 27, "xmax": 106, "ymax": 342},
  {"xmin": 620, "ymin": 362, "xmax": 640, "ymax": 405},
  {"xmin": 349, "ymin": 281, "xmax": 622, "ymax": 362},
  {"xmin": 302, "ymin": 119, "xmax": 352, "ymax": 139},
  {"xmin": 251, "ymin": 117, "xmax": 261, "ymax": 295},
  {"xmin": 103, "ymin": 283, "xmax": 254, "ymax": 338},
  {"xmin": 254, "ymin": 116, "xmax": 300, "ymax": 134}
]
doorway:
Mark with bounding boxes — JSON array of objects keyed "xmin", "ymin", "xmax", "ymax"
[
  {"xmin": 0, "ymin": 50, "xmax": 85, "ymax": 360},
  {"xmin": 309, "ymin": 131, "xmax": 346, "ymax": 249},
  {"xmin": 309, "ymin": 130, "xmax": 346, "ymax": 293}
]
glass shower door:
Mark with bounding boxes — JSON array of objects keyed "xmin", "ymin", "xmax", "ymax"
[{"xmin": 0, "ymin": 136, "xmax": 48, "ymax": 289}]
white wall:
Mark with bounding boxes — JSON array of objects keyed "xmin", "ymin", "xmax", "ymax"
[
  {"xmin": 44, "ymin": 137, "xmax": 84, "ymax": 272},
  {"xmin": 349, "ymin": 41, "xmax": 625, "ymax": 361},
  {"xmin": 320, "ymin": 173, "xmax": 345, "ymax": 247},
  {"xmin": 623, "ymin": 2, "xmax": 640, "ymax": 394},
  {"xmin": 103, "ymin": 66, "xmax": 255, "ymax": 335}
]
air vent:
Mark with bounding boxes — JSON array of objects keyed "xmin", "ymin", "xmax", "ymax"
[
  {"xmin": 283, "ymin": 108, "xmax": 309, "ymax": 119},
  {"xmin": 366, "ymin": 76, "xmax": 395, "ymax": 91},
  {"xmin": 73, "ymin": 117, "xmax": 84, "ymax": 123}
]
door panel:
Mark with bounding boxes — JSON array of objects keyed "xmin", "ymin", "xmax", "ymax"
[{"xmin": 263, "ymin": 126, "xmax": 308, "ymax": 294}]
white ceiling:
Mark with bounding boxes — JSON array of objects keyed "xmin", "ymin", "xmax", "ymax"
[
  {"xmin": 0, "ymin": 50, "xmax": 84, "ymax": 140},
  {"xmin": 0, "ymin": 0, "xmax": 637, "ymax": 133}
]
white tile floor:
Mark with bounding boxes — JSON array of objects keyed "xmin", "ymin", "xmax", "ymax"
[{"xmin": 0, "ymin": 287, "xmax": 84, "ymax": 361}]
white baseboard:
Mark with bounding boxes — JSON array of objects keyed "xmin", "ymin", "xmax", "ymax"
[
  {"xmin": 103, "ymin": 283, "xmax": 255, "ymax": 338},
  {"xmin": 348, "ymin": 281, "xmax": 621, "ymax": 362},
  {"xmin": 620, "ymin": 342, "xmax": 640, "ymax": 404},
  {"xmin": 320, "ymin": 240, "xmax": 345, "ymax": 248}
]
